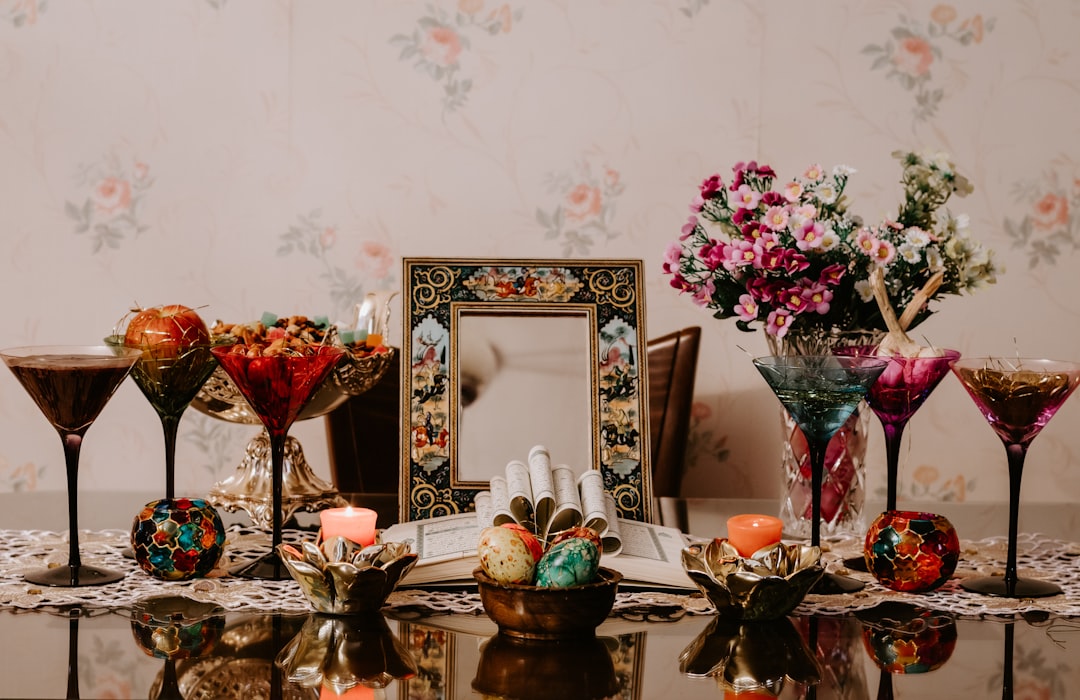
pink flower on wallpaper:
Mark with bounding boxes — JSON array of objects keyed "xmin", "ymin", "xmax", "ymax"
[
  {"xmin": 66, "ymin": 154, "xmax": 153, "ymax": 252},
  {"xmin": 3, "ymin": 0, "xmax": 42, "ymax": 27},
  {"xmin": 391, "ymin": 4, "xmax": 524, "ymax": 112},
  {"xmin": 1005, "ymin": 167, "xmax": 1080, "ymax": 267},
  {"xmin": 93, "ymin": 177, "xmax": 133, "ymax": 216},
  {"xmin": 0, "ymin": 460, "xmax": 40, "ymax": 492},
  {"xmin": 891, "ymin": 36, "xmax": 934, "ymax": 77},
  {"xmin": 536, "ymin": 159, "xmax": 625, "ymax": 255},
  {"xmin": 564, "ymin": 184, "xmax": 603, "ymax": 222},
  {"xmin": 865, "ymin": 10, "xmax": 994, "ymax": 121},
  {"xmin": 421, "ymin": 26, "xmax": 463, "ymax": 67},
  {"xmin": 278, "ymin": 209, "xmax": 396, "ymax": 319},
  {"xmin": 1031, "ymin": 192, "xmax": 1069, "ymax": 231},
  {"xmin": 357, "ymin": 241, "xmax": 394, "ymax": 279}
]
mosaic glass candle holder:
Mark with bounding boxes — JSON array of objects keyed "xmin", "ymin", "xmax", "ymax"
[
  {"xmin": 858, "ymin": 602, "xmax": 957, "ymax": 674},
  {"xmin": 864, "ymin": 510, "xmax": 959, "ymax": 592},
  {"xmin": 131, "ymin": 498, "xmax": 228, "ymax": 581}
]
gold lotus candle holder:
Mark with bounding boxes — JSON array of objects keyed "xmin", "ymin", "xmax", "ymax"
[
  {"xmin": 681, "ymin": 539, "xmax": 824, "ymax": 621},
  {"xmin": 276, "ymin": 611, "xmax": 418, "ymax": 695},
  {"xmin": 278, "ymin": 537, "xmax": 417, "ymax": 615}
]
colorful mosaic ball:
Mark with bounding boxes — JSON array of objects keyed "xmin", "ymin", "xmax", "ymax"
[
  {"xmin": 860, "ymin": 603, "xmax": 958, "ymax": 674},
  {"xmin": 864, "ymin": 510, "xmax": 959, "ymax": 592},
  {"xmin": 131, "ymin": 498, "xmax": 227, "ymax": 581}
]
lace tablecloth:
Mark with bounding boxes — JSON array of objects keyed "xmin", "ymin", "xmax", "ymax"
[{"xmin": 1, "ymin": 526, "xmax": 1078, "ymax": 621}]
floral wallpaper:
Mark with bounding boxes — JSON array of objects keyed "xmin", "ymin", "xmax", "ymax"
[{"xmin": 3, "ymin": 0, "xmax": 1080, "ymax": 521}]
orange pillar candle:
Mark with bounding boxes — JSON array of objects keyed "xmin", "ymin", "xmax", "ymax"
[
  {"xmin": 321, "ymin": 684, "xmax": 375, "ymax": 699},
  {"xmin": 320, "ymin": 506, "xmax": 378, "ymax": 547},
  {"xmin": 724, "ymin": 691, "xmax": 774, "ymax": 699},
  {"xmin": 726, "ymin": 514, "xmax": 783, "ymax": 558}
]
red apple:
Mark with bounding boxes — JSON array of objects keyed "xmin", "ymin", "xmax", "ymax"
[{"xmin": 124, "ymin": 304, "xmax": 211, "ymax": 358}]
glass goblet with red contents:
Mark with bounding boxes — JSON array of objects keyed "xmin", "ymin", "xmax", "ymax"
[{"xmin": 211, "ymin": 343, "xmax": 346, "ymax": 580}]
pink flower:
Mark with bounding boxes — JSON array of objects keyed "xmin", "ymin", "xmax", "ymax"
[
  {"xmin": 493, "ymin": 4, "xmax": 513, "ymax": 33},
  {"xmin": 783, "ymin": 180, "xmax": 804, "ymax": 202},
  {"xmin": 699, "ymin": 174, "xmax": 724, "ymax": 198},
  {"xmin": 767, "ymin": 308, "xmax": 792, "ymax": 338},
  {"xmin": 801, "ymin": 282, "xmax": 833, "ymax": 314},
  {"xmin": 669, "ymin": 273, "xmax": 694, "ymax": 292},
  {"xmin": 780, "ymin": 287, "xmax": 809, "ymax": 313},
  {"xmin": 133, "ymin": 161, "xmax": 150, "ymax": 180},
  {"xmin": 422, "ymin": 26, "xmax": 463, "ymax": 67},
  {"xmin": 319, "ymin": 226, "xmax": 336, "ymax": 249},
  {"xmin": 1032, "ymin": 192, "xmax": 1069, "ymax": 231},
  {"xmin": 662, "ymin": 241, "xmax": 683, "ymax": 273},
  {"xmin": 730, "ymin": 184, "xmax": 762, "ymax": 210},
  {"xmin": 872, "ymin": 239, "xmax": 897, "ymax": 265},
  {"xmin": 690, "ymin": 401, "xmax": 712, "ymax": 421},
  {"xmin": 819, "ymin": 263, "xmax": 846, "ymax": 286},
  {"xmin": 724, "ymin": 239, "xmax": 764, "ymax": 270},
  {"xmin": 93, "ymin": 177, "xmax": 132, "ymax": 215},
  {"xmin": 691, "ymin": 278, "xmax": 715, "ymax": 307},
  {"xmin": 356, "ymin": 241, "xmax": 393, "ymax": 278},
  {"xmin": 734, "ymin": 294, "xmax": 758, "ymax": 321},
  {"xmin": 565, "ymin": 183, "xmax": 603, "ymax": 222},
  {"xmin": 892, "ymin": 36, "xmax": 934, "ymax": 77},
  {"xmin": 458, "ymin": 0, "xmax": 484, "ymax": 14},
  {"xmin": 604, "ymin": 168, "xmax": 620, "ymax": 188},
  {"xmin": 680, "ymin": 215, "xmax": 698, "ymax": 240},
  {"xmin": 780, "ymin": 249, "xmax": 810, "ymax": 274},
  {"xmin": 794, "ymin": 221, "xmax": 825, "ymax": 251},
  {"xmin": 855, "ymin": 228, "xmax": 879, "ymax": 256},
  {"xmin": 762, "ymin": 205, "xmax": 789, "ymax": 231},
  {"xmin": 803, "ymin": 164, "xmax": 824, "ymax": 182},
  {"xmin": 931, "ymin": 5, "xmax": 957, "ymax": 25}
]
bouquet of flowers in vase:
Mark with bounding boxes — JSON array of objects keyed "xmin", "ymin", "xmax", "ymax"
[
  {"xmin": 662, "ymin": 151, "xmax": 999, "ymax": 537},
  {"xmin": 662, "ymin": 151, "xmax": 998, "ymax": 353}
]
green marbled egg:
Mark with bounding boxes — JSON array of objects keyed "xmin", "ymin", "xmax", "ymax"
[{"xmin": 535, "ymin": 536, "xmax": 600, "ymax": 588}]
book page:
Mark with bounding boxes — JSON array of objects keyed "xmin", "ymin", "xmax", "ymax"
[
  {"xmin": 381, "ymin": 512, "xmax": 480, "ymax": 564},
  {"xmin": 488, "ymin": 475, "xmax": 514, "ymax": 526},
  {"xmin": 604, "ymin": 519, "xmax": 693, "ymax": 589},
  {"xmin": 545, "ymin": 465, "xmax": 583, "ymax": 538},
  {"xmin": 504, "ymin": 459, "xmax": 535, "ymax": 529},
  {"xmin": 474, "ymin": 490, "xmax": 494, "ymax": 528},
  {"xmin": 577, "ymin": 469, "xmax": 608, "ymax": 535},
  {"xmin": 600, "ymin": 492, "xmax": 622, "ymax": 556},
  {"xmin": 527, "ymin": 445, "xmax": 556, "ymax": 529}
]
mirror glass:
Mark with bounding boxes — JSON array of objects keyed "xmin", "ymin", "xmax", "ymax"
[{"xmin": 455, "ymin": 311, "xmax": 592, "ymax": 482}]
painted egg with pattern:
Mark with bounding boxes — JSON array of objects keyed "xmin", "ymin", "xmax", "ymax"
[
  {"xmin": 548, "ymin": 526, "xmax": 602, "ymax": 550},
  {"xmin": 478, "ymin": 526, "xmax": 537, "ymax": 585},
  {"xmin": 499, "ymin": 523, "xmax": 544, "ymax": 564},
  {"xmin": 535, "ymin": 536, "xmax": 600, "ymax": 588}
]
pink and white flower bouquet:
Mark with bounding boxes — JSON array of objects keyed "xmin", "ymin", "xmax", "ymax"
[{"xmin": 662, "ymin": 151, "xmax": 998, "ymax": 350}]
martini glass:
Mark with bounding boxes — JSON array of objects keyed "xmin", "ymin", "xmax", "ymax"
[
  {"xmin": 836, "ymin": 348, "xmax": 961, "ymax": 512},
  {"xmin": 106, "ymin": 335, "xmax": 230, "ymax": 498},
  {"xmin": 211, "ymin": 343, "xmax": 345, "ymax": 579},
  {"xmin": 754, "ymin": 354, "xmax": 887, "ymax": 594},
  {"xmin": 952, "ymin": 357, "xmax": 1080, "ymax": 597},
  {"xmin": 1, "ymin": 345, "xmax": 141, "ymax": 586}
]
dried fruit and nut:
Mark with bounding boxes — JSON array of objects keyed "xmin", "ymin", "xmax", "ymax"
[{"xmin": 211, "ymin": 313, "xmax": 389, "ymax": 358}]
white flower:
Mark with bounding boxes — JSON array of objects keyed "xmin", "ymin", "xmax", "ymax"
[
  {"xmin": 905, "ymin": 227, "xmax": 931, "ymax": 248},
  {"xmin": 815, "ymin": 183, "xmax": 838, "ymax": 205},
  {"xmin": 832, "ymin": 164, "xmax": 856, "ymax": 176},
  {"xmin": 819, "ymin": 227, "xmax": 840, "ymax": 251},
  {"xmin": 854, "ymin": 279, "xmax": 874, "ymax": 302},
  {"xmin": 898, "ymin": 242, "xmax": 921, "ymax": 264},
  {"xmin": 925, "ymin": 246, "xmax": 944, "ymax": 271}
]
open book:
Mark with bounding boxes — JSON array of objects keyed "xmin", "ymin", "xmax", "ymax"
[
  {"xmin": 476, "ymin": 445, "xmax": 622, "ymax": 554},
  {"xmin": 381, "ymin": 447, "xmax": 694, "ymax": 590}
]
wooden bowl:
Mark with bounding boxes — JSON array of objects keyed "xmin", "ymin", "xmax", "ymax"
[{"xmin": 473, "ymin": 567, "xmax": 621, "ymax": 640}]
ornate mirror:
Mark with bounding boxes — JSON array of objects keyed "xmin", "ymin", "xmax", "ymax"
[{"xmin": 400, "ymin": 258, "xmax": 652, "ymax": 523}]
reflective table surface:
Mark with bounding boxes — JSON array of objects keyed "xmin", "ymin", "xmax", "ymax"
[{"xmin": 0, "ymin": 493, "xmax": 1078, "ymax": 699}]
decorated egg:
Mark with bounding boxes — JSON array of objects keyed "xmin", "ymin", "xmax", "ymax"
[
  {"xmin": 500, "ymin": 523, "xmax": 544, "ymax": 564},
  {"xmin": 535, "ymin": 536, "xmax": 600, "ymax": 588},
  {"xmin": 549, "ymin": 526, "xmax": 602, "ymax": 550},
  {"xmin": 478, "ymin": 526, "xmax": 538, "ymax": 584}
]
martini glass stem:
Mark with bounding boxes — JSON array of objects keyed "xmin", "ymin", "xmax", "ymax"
[
  {"xmin": 269, "ymin": 430, "xmax": 285, "ymax": 579},
  {"xmin": 807, "ymin": 437, "xmax": 826, "ymax": 549},
  {"xmin": 882, "ymin": 422, "xmax": 906, "ymax": 512},
  {"xmin": 161, "ymin": 413, "xmax": 180, "ymax": 501},
  {"xmin": 61, "ymin": 432, "xmax": 84, "ymax": 577},
  {"xmin": 1004, "ymin": 442, "xmax": 1028, "ymax": 596}
]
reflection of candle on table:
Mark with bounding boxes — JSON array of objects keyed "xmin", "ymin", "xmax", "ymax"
[
  {"xmin": 320, "ymin": 506, "xmax": 378, "ymax": 547},
  {"xmin": 723, "ymin": 690, "xmax": 773, "ymax": 699},
  {"xmin": 726, "ymin": 514, "xmax": 783, "ymax": 558}
]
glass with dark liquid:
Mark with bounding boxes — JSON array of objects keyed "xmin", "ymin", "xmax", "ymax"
[{"xmin": 1, "ymin": 345, "xmax": 140, "ymax": 586}]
